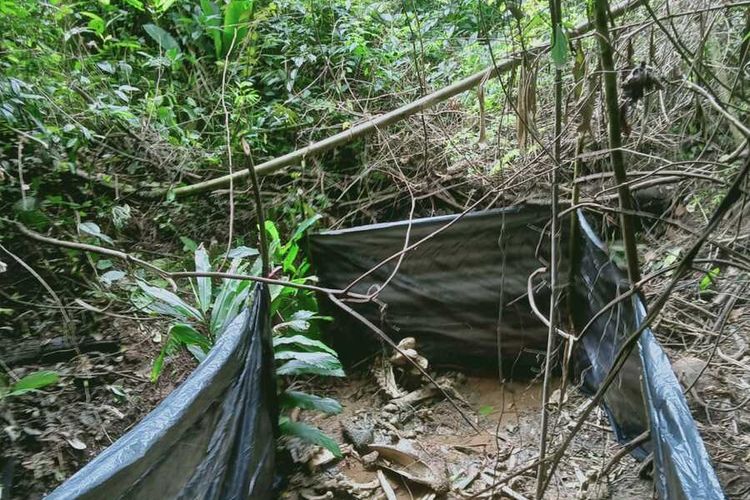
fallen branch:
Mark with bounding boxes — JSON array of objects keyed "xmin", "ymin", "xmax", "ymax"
[
  {"xmin": 147, "ymin": 0, "xmax": 643, "ymax": 199},
  {"xmin": 7, "ymin": 218, "xmax": 367, "ymax": 299}
]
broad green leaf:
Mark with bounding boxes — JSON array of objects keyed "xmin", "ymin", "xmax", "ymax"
[
  {"xmin": 277, "ymin": 360, "xmax": 345, "ymax": 377},
  {"xmin": 169, "ymin": 323, "xmax": 211, "ymax": 351},
  {"xmin": 550, "ymin": 24, "xmax": 569, "ymax": 69},
  {"xmin": 138, "ymin": 282, "xmax": 203, "ymax": 322},
  {"xmin": 9, "ymin": 371, "xmax": 59, "ymax": 396},
  {"xmin": 265, "ymin": 220, "xmax": 281, "ymax": 256},
  {"xmin": 200, "ymin": 0, "xmax": 222, "ymax": 59},
  {"xmin": 122, "ymin": 0, "xmax": 145, "ymax": 10},
  {"xmin": 81, "ymin": 12, "xmax": 105, "ymax": 37},
  {"xmin": 187, "ymin": 344, "xmax": 208, "ymax": 362},
  {"xmin": 96, "ymin": 259, "xmax": 113, "ymax": 270},
  {"xmin": 280, "ymin": 390, "xmax": 342, "ymax": 414},
  {"xmin": 273, "ymin": 335, "xmax": 337, "ymax": 355},
  {"xmin": 143, "ymin": 23, "xmax": 181, "ymax": 52},
  {"xmin": 210, "ymin": 257, "xmax": 251, "ymax": 334},
  {"xmin": 228, "ymin": 246, "xmax": 259, "ymax": 258},
  {"xmin": 275, "ymin": 351, "xmax": 340, "ymax": 363},
  {"xmin": 279, "ymin": 418, "xmax": 342, "ymax": 457},
  {"xmin": 211, "ymin": 279, "xmax": 252, "ymax": 336},
  {"xmin": 151, "ymin": 323, "xmax": 211, "ymax": 382},
  {"xmin": 276, "ymin": 352, "xmax": 345, "ymax": 377},
  {"xmin": 222, "ymin": 0, "xmax": 253, "ymax": 57},
  {"xmin": 282, "ymin": 243, "xmax": 299, "ymax": 272},
  {"xmin": 194, "ymin": 244, "xmax": 212, "ymax": 313},
  {"xmin": 291, "ymin": 310, "xmax": 316, "ymax": 321},
  {"xmin": 290, "ymin": 214, "xmax": 322, "ymax": 243}
]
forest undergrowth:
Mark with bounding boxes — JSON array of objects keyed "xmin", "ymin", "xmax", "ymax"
[{"xmin": 1, "ymin": 0, "xmax": 750, "ymax": 497}]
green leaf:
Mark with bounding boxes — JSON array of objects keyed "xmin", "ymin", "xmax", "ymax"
[
  {"xmin": 222, "ymin": 0, "xmax": 253, "ymax": 57},
  {"xmin": 100, "ymin": 270, "xmax": 126, "ymax": 286},
  {"xmin": 194, "ymin": 244, "xmax": 212, "ymax": 313},
  {"xmin": 478, "ymin": 405, "xmax": 494, "ymax": 416},
  {"xmin": 276, "ymin": 352, "xmax": 345, "ymax": 377},
  {"xmin": 550, "ymin": 24, "xmax": 569, "ymax": 69},
  {"xmin": 122, "ymin": 0, "xmax": 145, "ymax": 10},
  {"xmin": 154, "ymin": 0, "xmax": 177, "ymax": 12},
  {"xmin": 290, "ymin": 214, "xmax": 322, "ymax": 243},
  {"xmin": 280, "ymin": 390, "xmax": 342, "ymax": 414},
  {"xmin": 273, "ymin": 335, "xmax": 337, "ymax": 355},
  {"xmin": 187, "ymin": 344, "xmax": 208, "ymax": 362},
  {"xmin": 143, "ymin": 23, "xmax": 181, "ymax": 52},
  {"xmin": 150, "ymin": 352, "xmax": 166, "ymax": 382},
  {"xmin": 81, "ymin": 12, "xmax": 105, "ymax": 37},
  {"xmin": 200, "ymin": 0, "xmax": 223, "ymax": 59},
  {"xmin": 79, "ymin": 221, "xmax": 114, "ymax": 245},
  {"xmin": 276, "ymin": 319, "xmax": 309, "ymax": 332},
  {"xmin": 227, "ymin": 246, "xmax": 259, "ymax": 258},
  {"xmin": 151, "ymin": 324, "xmax": 208, "ymax": 382},
  {"xmin": 210, "ymin": 273, "xmax": 253, "ymax": 335},
  {"xmin": 279, "ymin": 418, "xmax": 342, "ymax": 457},
  {"xmin": 180, "ymin": 236, "xmax": 198, "ymax": 253},
  {"xmin": 699, "ymin": 267, "xmax": 720, "ymax": 291},
  {"xmin": 169, "ymin": 323, "xmax": 211, "ymax": 351},
  {"xmin": 138, "ymin": 282, "xmax": 203, "ymax": 322},
  {"xmin": 9, "ymin": 371, "xmax": 59, "ymax": 396},
  {"xmin": 265, "ymin": 220, "xmax": 281, "ymax": 254},
  {"xmin": 282, "ymin": 243, "xmax": 299, "ymax": 272}
]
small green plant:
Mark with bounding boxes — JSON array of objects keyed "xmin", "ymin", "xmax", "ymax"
[
  {"xmin": 138, "ymin": 216, "xmax": 345, "ymax": 456},
  {"xmin": 0, "ymin": 370, "xmax": 59, "ymax": 401},
  {"xmin": 699, "ymin": 267, "xmax": 721, "ymax": 292},
  {"xmin": 138, "ymin": 244, "xmax": 258, "ymax": 381}
]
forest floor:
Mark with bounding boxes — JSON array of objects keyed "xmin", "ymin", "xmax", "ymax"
[
  {"xmin": 3, "ymin": 214, "xmax": 750, "ymax": 499},
  {"xmin": 276, "ymin": 324, "xmax": 750, "ymax": 499},
  {"xmin": 0, "ymin": 314, "xmax": 197, "ymax": 499}
]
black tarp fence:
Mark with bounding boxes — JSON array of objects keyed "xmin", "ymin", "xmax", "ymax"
[
  {"xmin": 42, "ymin": 206, "xmax": 723, "ymax": 500},
  {"xmin": 309, "ymin": 205, "xmax": 724, "ymax": 500},
  {"xmin": 47, "ymin": 284, "xmax": 277, "ymax": 500}
]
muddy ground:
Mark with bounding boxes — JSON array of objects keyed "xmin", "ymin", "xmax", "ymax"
[{"xmin": 278, "ymin": 365, "xmax": 654, "ymax": 500}]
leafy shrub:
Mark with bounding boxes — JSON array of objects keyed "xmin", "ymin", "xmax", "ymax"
[{"xmin": 137, "ymin": 216, "xmax": 344, "ymax": 456}]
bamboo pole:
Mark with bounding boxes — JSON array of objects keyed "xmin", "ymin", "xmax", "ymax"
[
  {"xmin": 147, "ymin": 0, "xmax": 643, "ymax": 199},
  {"xmin": 594, "ymin": 0, "xmax": 642, "ymax": 284}
]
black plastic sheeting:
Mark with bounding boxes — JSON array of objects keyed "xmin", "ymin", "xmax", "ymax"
[
  {"xmin": 309, "ymin": 206, "xmax": 723, "ymax": 499},
  {"xmin": 576, "ymin": 215, "xmax": 724, "ymax": 499},
  {"xmin": 47, "ymin": 284, "xmax": 277, "ymax": 500}
]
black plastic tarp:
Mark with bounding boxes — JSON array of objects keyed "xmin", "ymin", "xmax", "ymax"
[
  {"xmin": 47, "ymin": 284, "xmax": 277, "ymax": 500},
  {"xmin": 309, "ymin": 206, "xmax": 723, "ymax": 499}
]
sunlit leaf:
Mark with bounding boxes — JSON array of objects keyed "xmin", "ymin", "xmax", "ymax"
[
  {"xmin": 272, "ymin": 335, "xmax": 337, "ymax": 355},
  {"xmin": 194, "ymin": 244, "xmax": 212, "ymax": 313},
  {"xmin": 8, "ymin": 371, "xmax": 59, "ymax": 396},
  {"xmin": 280, "ymin": 390, "xmax": 342, "ymax": 414},
  {"xmin": 79, "ymin": 221, "xmax": 114, "ymax": 245},
  {"xmin": 137, "ymin": 282, "xmax": 203, "ymax": 322}
]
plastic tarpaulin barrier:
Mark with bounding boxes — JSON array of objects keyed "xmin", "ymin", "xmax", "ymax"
[
  {"xmin": 577, "ymin": 214, "xmax": 724, "ymax": 499},
  {"xmin": 309, "ymin": 206, "xmax": 723, "ymax": 499},
  {"xmin": 47, "ymin": 284, "xmax": 277, "ymax": 500}
]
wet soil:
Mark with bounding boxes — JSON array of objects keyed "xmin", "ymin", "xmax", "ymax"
[{"xmin": 280, "ymin": 371, "xmax": 654, "ymax": 499}]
